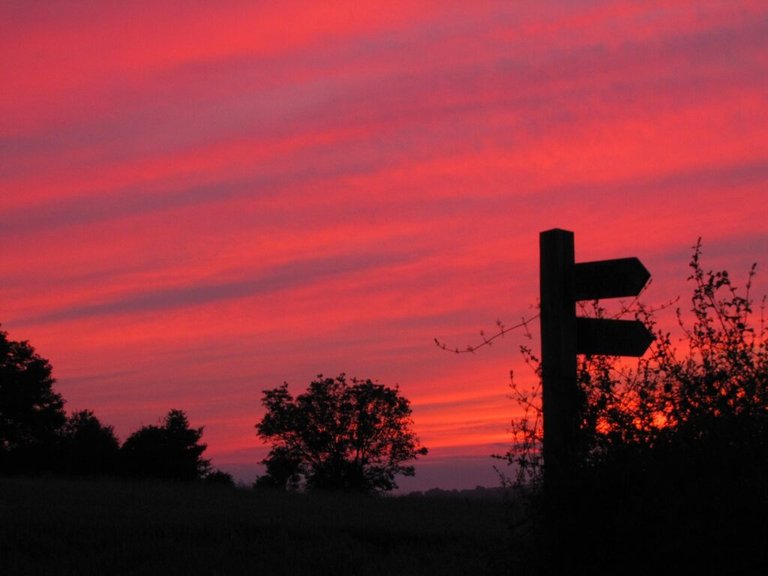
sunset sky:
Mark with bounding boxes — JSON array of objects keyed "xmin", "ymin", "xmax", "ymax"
[{"xmin": 2, "ymin": 1, "xmax": 767, "ymax": 491}]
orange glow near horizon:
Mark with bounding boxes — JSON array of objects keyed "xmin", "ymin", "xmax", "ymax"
[{"xmin": 2, "ymin": 1, "xmax": 767, "ymax": 490}]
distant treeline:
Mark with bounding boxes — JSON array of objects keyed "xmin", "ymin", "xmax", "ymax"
[
  {"xmin": 405, "ymin": 485, "xmax": 514, "ymax": 500},
  {"xmin": 0, "ymin": 325, "xmax": 231, "ymax": 484}
]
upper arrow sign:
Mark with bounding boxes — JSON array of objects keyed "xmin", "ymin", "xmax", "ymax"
[{"xmin": 574, "ymin": 257, "xmax": 650, "ymax": 301}]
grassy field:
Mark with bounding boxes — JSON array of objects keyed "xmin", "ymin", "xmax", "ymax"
[
  {"xmin": 0, "ymin": 478, "xmax": 517, "ymax": 576},
  {"xmin": 4, "ymin": 476, "xmax": 767, "ymax": 575}
]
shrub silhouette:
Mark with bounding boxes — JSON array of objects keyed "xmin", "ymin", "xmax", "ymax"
[
  {"xmin": 256, "ymin": 374, "xmax": 427, "ymax": 494},
  {"xmin": 0, "ymin": 325, "xmax": 66, "ymax": 474},
  {"xmin": 56, "ymin": 410, "xmax": 120, "ymax": 476},
  {"xmin": 203, "ymin": 469, "xmax": 236, "ymax": 487},
  {"xmin": 254, "ymin": 445, "xmax": 303, "ymax": 491},
  {"xmin": 496, "ymin": 241, "xmax": 768, "ymax": 572},
  {"xmin": 498, "ymin": 240, "xmax": 768, "ymax": 481},
  {"xmin": 121, "ymin": 409, "xmax": 211, "ymax": 481}
]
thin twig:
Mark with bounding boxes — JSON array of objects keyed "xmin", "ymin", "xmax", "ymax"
[{"xmin": 434, "ymin": 314, "xmax": 540, "ymax": 354}]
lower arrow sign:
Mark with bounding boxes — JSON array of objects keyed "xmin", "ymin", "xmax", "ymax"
[{"xmin": 576, "ymin": 317, "xmax": 654, "ymax": 357}]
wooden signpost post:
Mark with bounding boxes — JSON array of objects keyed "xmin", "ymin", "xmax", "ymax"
[{"xmin": 540, "ymin": 229, "xmax": 653, "ymax": 490}]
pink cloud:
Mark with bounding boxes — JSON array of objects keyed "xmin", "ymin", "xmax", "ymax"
[{"xmin": 2, "ymin": 1, "xmax": 767, "ymax": 488}]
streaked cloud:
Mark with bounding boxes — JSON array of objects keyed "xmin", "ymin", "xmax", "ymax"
[{"xmin": 2, "ymin": 0, "xmax": 767, "ymax": 489}]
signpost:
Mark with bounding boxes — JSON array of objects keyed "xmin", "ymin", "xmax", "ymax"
[
  {"xmin": 574, "ymin": 257, "xmax": 650, "ymax": 301},
  {"xmin": 576, "ymin": 317, "xmax": 655, "ymax": 357},
  {"xmin": 540, "ymin": 229, "xmax": 653, "ymax": 490}
]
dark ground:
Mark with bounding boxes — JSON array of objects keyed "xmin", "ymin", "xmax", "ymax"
[
  {"xmin": 3, "ymin": 475, "xmax": 766, "ymax": 576},
  {"xmin": 0, "ymin": 477, "xmax": 515, "ymax": 576}
]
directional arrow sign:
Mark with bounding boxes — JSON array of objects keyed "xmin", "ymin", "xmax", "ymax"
[
  {"xmin": 540, "ymin": 230, "xmax": 656, "ymax": 490},
  {"xmin": 574, "ymin": 257, "xmax": 650, "ymax": 301},
  {"xmin": 576, "ymin": 317, "xmax": 655, "ymax": 356}
]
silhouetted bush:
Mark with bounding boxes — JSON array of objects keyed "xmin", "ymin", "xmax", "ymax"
[
  {"xmin": 203, "ymin": 469, "xmax": 235, "ymax": 487},
  {"xmin": 496, "ymin": 241, "xmax": 768, "ymax": 572},
  {"xmin": 254, "ymin": 445, "xmax": 303, "ymax": 491},
  {"xmin": 121, "ymin": 409, "xmax": 211, "ymax": 481},
  {"xmin": 56, "ymin": 410, "xmax": 120, "ymax": 476}
]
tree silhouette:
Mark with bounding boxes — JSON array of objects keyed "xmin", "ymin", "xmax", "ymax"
[
  {"xmin": 256, "ymin": 374, "xmax": 427, "ymax": 494},
  {"xmin": 0, "ymin": 325, "xmax": 65, "ymax": 474},
  {"xmin": 254, "ymin": 445, "xmax": 304, "ymax": 491},
  {"xmin": 56, "ymin": 410, "xmax": 120, "ymax": 476},
  {"xmin": 203, "ymin": 469, "xmax": 236, "ymax": 487},
  {"xmin": 121, "ymin": 409, "xmax": 211, "ymax": 481}
]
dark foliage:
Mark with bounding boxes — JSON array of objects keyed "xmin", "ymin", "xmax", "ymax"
[
  {"xmin": 0, "ymin": 327, "xmax": 222, "ymax": 482},
  {"xmin": 0, "ymin": 326, "xmax": 66, "ymax": 474},
  {"xmin": 498, "ymin": 241, "xmax": 768, "ymax": 480},
  {"xmin": 254, "ymin": 445, "xmax": 303, "ymax": 491},
  {"xmin": 256, "ymin": 374, "xmax": 427, "ymax": 494},
  {"xmin": 496, "ymin": 241, "xmax": 768, "ymax": 572},
  {"xmin": 203, "ymin": 469, "xmax": 236, "ymax": 487},
  {"xmin": 56, "ymin": 410, "xmax": 120, "ymax": 476},
  {"xmin": 121, "ymin": 409, "xmax": 211, "ymax": 481}
]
